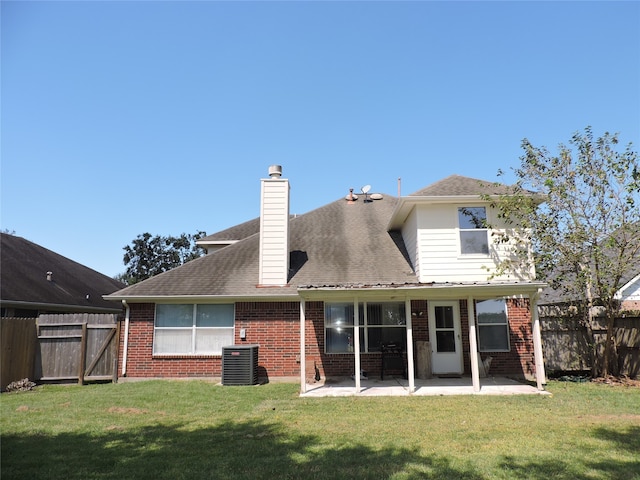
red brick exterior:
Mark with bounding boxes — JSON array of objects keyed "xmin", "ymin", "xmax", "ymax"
[
  {"xmin": 118, "ymin": 298, "xmax": 537, "ymax": 381},
  {"xmin": 622, "ymin": 300, "xmax": 640, "ymax": 311},
  {"xmin": 485, "ymin": 298, "xmax": 536, "ymax": 377}
]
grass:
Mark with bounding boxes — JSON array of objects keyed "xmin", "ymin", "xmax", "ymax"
[{"xmin": 1, "ymin": 380, "xmax": 639, "ymax": 479}]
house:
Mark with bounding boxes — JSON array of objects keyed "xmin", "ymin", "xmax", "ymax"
[
  {"xmin": 616, "ymin": 273, "xmax": 640, "ymax": 312},
  {"xmin": 538, "ymin": 222, "xmax": 640, "ymax": 313},
  {"xmin": 1, "ymin": 233, "xmax": 124, "ymax": 317},
  {"xmin": 105, "ymin": 167, "xmax": 547, "ymax": 392}
]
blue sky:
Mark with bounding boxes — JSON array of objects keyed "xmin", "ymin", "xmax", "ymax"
[{"xmin": 2, "ymin": 1, "xmax": 639, "ymax": 278}]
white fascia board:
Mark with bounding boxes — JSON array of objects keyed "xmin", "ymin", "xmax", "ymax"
[
  {"xmin": 103, "ymin": 294, "xmax": 301, "ymax": 303},
  {"xmin": 615, "ymin": 273, "xmax": 640, "ymax": 300},
  {"xmin": 388, "ymin": 195, "xmax": 495, "ymax": 230},
  {"xmin": 195, "ymin": 240, "xmax": 239, "ymax": 246}
]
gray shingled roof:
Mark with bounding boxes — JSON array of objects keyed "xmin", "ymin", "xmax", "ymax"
[
  {"xmin": 107, "ymin": 194, "xmax": 417, "ymax": 299},
  {"xmin": 410, "ymin": 174, "xmax": 521, "ymax": 197},
  {"xmin": 1, "ymin": 233, "xmax": 125, "ymax": 313},
  {"xmin": 198, "ymin": 217, "xmax": 261, "ymax": 243}
]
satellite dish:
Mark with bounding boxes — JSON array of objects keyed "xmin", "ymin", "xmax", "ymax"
[{"xmin": 361, "ymin": 185, "xmax": 371, "ymax": 194}]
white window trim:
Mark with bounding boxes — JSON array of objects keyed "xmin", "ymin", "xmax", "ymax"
[
  {"xmin": 476, "ymin": 299, "xmax": 510, "ymax": 353},
  {"xmin": 457, "ymin": 205, "xmax": 490, "ymax": 257},
  {"xmin": 153, "ymin": 304, "xmax": 235, "ymax": 356},
  {"xmin": 324, "ymin": 301, "xmax": 406, "ymax": 354}
]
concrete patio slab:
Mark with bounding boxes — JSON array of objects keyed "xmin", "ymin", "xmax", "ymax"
[{"xmin": 301, "ymin": 376, "xmax": 549, "ymax": 397}]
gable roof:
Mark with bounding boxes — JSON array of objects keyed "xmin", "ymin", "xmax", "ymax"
[
  {"xmin": 389, "ymin": 174, "xmax": 541, "ymax": 230},
  {"xmin": 409, "ymin": 174, "xmax": 521, "ymax": 197},
  {"xmin": 1, "ymin": 233, "xmax": 125, "ymax": 313},
  {"xmin": 106, "ymin": 194, "xmax": 417, "ymax": 300}
]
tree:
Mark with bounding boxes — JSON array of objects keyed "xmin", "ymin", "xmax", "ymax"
[
  {"xmin": 119, "ymin": 231, "xmax": 207, "ymax": 284},
  {"xmin": 489, "ymin": 127, "xmax": 640, "ymax": 377}
]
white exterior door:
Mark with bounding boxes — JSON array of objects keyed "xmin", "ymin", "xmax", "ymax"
[{"xmin": 429, "ymin": 301, "xmax": 463, "ymax": 375}]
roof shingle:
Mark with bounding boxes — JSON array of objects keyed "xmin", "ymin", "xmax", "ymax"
[
  {"xmin": 1, "ymin": 234, "xmax": 124, "ymax": 312},
  {"xmin": 108, "ymin": 194, "xmax": 416, "ymax": 299}
]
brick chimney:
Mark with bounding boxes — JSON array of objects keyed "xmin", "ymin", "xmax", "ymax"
[{"xmin": 258, "ymin": 165, "xmax": 290, "ymax": 286}]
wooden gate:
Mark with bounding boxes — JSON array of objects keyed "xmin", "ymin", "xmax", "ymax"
[{"xmin": 37, "ymin": 313, "xmax": 119, "ymax": 384}]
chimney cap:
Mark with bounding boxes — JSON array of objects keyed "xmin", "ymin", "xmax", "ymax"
[{"xmin": 268, "ymin": 165, "xmax": 283, "ymax": 178}]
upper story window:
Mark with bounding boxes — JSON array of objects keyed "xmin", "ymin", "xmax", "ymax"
[
  {"xmin": 458, "ymin": 207, "xmax": 489, "ymax": 255},
  {"xmin": 154, "ymin": 304, "xmax": 234, "ymax": 355}
]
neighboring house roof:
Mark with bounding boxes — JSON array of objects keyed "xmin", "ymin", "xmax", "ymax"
[
  {"xmin": 107, "ymin": 193, "xmax": 417, "ymax": 300},
  {"xmin": 538, "ymin": 230, "xmax": 640, "ymax": 306},
  {"xmin": 1, "ymin": 233, "xmax": 124, "ymax": 313}
]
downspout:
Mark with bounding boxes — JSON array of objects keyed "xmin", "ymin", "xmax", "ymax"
[{"xmin": 121, "ymin": 299, "xmax": 130, "ymax": 377}]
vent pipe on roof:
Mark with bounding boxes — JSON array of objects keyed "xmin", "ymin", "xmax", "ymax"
[
  {"xmin": 46, "ymin": 271, "xmax": 53, "ymax": 282},
  {"xmin": 268, "ymin": 165, "xmax": 282, "ymax": 178}
]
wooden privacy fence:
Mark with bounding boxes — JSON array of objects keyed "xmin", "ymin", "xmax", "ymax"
[
  {"xmin": 1, "ymin": 317, "xmax": 38, "ymax": 391},
  {"xmin": 541, "ymin": 311, "xmax": 640, "ymax": 378},
  {"xmin": 37, "ymin": 313, "xmax": 119, "ymax": 385}
]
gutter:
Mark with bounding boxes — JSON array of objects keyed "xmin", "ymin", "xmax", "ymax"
[
  {"xmin": 121, "ymin": 299, "xmax": 130, "ymax": 377},
  {"xmin": 104, "ymin": 293, "xmax": 301, "ymax": 302}
]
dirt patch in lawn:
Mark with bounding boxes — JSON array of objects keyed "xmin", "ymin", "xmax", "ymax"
[
  {"xmin": 107, "ymin": 407, "xmax": 148, "ymax": 415},
  {"xmin": 591, "ymin": 376, "xmax": 640, "ymax": 387}
]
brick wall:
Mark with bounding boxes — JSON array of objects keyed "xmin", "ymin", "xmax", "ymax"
[
  {"xmin": 235, "ymin": 301, "xmax": 301, "ymax": 378},
  {"xmin": 622, "ymin": 300, "xmax": 640, "ymax": 311},
  {"xmin": 484, "ymin": 298, "xmax": 535, "ymax": 377},
  {"xmin": 118, "ymin": 298, "xmax": 537, "ymax": 381},
  {"xmin": 119, "ymin": 302, "xmax": 306, "ymax": 380},
  {"xmin": 119, "ymin": 303, "xmax": 222, "ymax": 378}
]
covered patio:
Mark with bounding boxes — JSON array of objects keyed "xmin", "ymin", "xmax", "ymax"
[
  {"xmin": 298, "ymin": 282, "xmax": 547, "ymax": 396},
  {"xmin": 301, "ymin": 376, "xmax": 549, "ymax": 397}
]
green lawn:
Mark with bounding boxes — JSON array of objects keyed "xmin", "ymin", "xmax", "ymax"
[{"xmin": 1, "ymin": 380, "xmax": 639, "ymax": 479}]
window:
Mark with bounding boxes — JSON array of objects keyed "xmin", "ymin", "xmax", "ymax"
[
  {"xmin": 325, "ymin": 302, "xmax": 406, "ymax": 353},
  {"xmin": 476, "ymin": 299, "xmax": 510, "ymax": 352},
  {"xmin": 154, "ymin": 304, "xmax": 234, "ymax": 355},
  {"xmin": 458, "ymin": 207, "xmax": 489, "ymax": 255}
]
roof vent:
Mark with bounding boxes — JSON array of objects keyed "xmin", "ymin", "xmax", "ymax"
[
  {"xmin": 46, "ymin": 271, "xmax": 53, "ymax": 281},
  {"xmin": 268, "ymin": 165, "xmax": 282, "ymax": 178}
]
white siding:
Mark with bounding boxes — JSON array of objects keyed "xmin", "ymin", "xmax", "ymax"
[
  {"xmin": 410, "ymin": 203, "xmax": 535, "ymax": 283},
  {"xmin": 259, "ymin": 179, "xmax": 290, "ymax": 286},
  {"xmin": 619, "ymin": 275, "xmax": 640, "ymax": 301}
]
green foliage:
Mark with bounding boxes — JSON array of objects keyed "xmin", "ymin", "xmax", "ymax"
[
  {"xmin": 1, "ymin": 381, "xmax": 639, "ymax": 479},
  {"xmin": 490, "ymin": 127, "xmax": 640, "ymax": 376},
  {"xmin": 121, "ymin": 231, "xmax": 207, "ymax": 284}
]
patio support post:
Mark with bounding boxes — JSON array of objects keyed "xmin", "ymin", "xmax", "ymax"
[
  {"xmin": 468, "ymin": 296, "xmax": 480, "ymax": 392},
  {"xmin": 300, "ymin": 300, "xmax": 306, "ymax": 394},
  {"xmin": 405, "ymin": 298, "xmax": 415, "ymax": 393},
  {"xmin": 354, "ymin": 299, "xmax": 361, "ymax": 394},
  {"xmin": 530, "ymin": 290, "xmax": 546, "ymax": 390}
]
